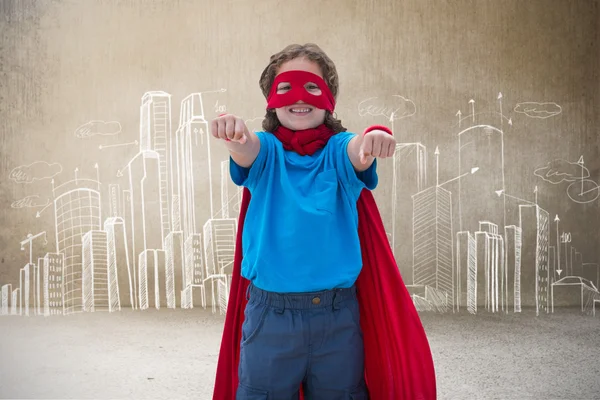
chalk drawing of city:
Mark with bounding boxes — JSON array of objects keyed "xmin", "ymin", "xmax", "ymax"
[
  {"xmin": 2, "ymin": 89, "xmax": 239, "ymax": 317},
  {"xmin": 358, "ymin": 92, "xmax": 599, "ymax": 317},
  {"xmin": 2, "ymin": 89, "xmax": 598, "ymax": 319}
]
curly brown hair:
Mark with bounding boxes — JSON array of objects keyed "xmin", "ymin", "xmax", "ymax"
[{"xmin": 259, "ymin": 43, "xmax": 346, "ymax": 133}]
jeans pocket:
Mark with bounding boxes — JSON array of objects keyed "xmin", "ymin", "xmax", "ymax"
[
  {"xmin": 241, "ymin": 300, "xmax": 269, "ymax": 346},
  {"xmin": 346, "ymin": 299, "xmax": 364, "ymax": 338},
  {"xmin": 236, "ymin": 383, "xmax": 269, "ymax": 399}
]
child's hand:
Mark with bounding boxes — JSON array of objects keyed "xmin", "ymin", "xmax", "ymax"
[
  {"xmin": 358, "ymin": 129, "xmax": 397, "ymax": 164},
  {"xmin": 211, "ymin": 114, "xmax": 248, "ymax": 144}
]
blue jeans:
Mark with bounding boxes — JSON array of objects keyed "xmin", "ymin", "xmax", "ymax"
[{"xmin": 236, "ymin": 283, "xmax": 368, "ymax": 399}]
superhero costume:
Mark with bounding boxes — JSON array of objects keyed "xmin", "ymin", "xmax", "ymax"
[
  {"xmin": 212, "ymin": 70, "xmax": 436, "ymax": 399},
  {"xmin": 267, "ymin": 70, "xmax": 335, "ymax": 112}
]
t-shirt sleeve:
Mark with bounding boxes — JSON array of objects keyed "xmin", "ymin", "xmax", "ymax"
[
  {"xmin": 229, "ymin": 131, "xmax": 271, "ymax": 190},
  {"xmin": 333, "ymin": 132, "xmax": 378, "ymax": 191}
]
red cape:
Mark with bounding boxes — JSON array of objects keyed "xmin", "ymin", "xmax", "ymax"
[{"xmin": 213, "ymin": 187, "xmax": 437, "ymax": 399}]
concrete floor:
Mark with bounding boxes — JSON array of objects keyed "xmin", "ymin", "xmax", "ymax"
[{"xmin": 0, "ymin": 308, "xmax": 599, "ymax": 399}]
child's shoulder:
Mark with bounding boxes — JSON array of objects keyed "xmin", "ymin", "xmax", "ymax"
[
  {"xmin": 254, "ymin": 130, "xmax": 276, "ymax": 144},
  {"xmin": 334, "ymin": 130, "xmax": 356, "ymax": 138},
  {"xmin": 329, "ymin": 130, "xmax": 357, "ymax": 145}
]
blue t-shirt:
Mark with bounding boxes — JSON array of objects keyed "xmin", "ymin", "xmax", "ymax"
[{"xmin": 230, "ymin": 131, "xmax": 378, "ymax": 293}]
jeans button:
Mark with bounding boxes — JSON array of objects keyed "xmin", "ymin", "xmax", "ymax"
[{"xmin": 312, "ymin": 297, "xmax": 321, "ymax": 305}]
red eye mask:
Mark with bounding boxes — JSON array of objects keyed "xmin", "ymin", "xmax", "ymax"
[{"xmin": 266, "ymin": 70, "xmax": 335, "ymax": 113}]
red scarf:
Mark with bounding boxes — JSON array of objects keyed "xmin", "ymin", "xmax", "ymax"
[
  {"xmin": 271, "ymin": 123, "xmax": 337, "ymax": 156},
  {"xmin": 212, "ymin": 124, "xmax": 437, "ymax": 399}
]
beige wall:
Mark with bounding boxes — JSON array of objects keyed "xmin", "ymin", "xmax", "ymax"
[{"xmin": 1, "ymin": 0, "xmax": 598, "ymax": 310}]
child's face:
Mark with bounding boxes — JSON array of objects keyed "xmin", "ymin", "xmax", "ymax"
[{"xmin": 274, "ymin": 57, "xmax": 328, "ymax": 131}]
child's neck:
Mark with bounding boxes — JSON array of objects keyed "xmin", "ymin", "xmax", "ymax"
[{"xmin": 280, "ymin": 123, "xmax": 325, "ymax": 133}]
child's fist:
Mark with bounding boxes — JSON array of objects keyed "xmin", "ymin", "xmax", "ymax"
[
  {"xmin": 211, "ymin": 114, "xmax": 248, "ymax": 144},
  {"xmin": 359, "ymin": 130, "xmax": 396, "ymax": 164}
]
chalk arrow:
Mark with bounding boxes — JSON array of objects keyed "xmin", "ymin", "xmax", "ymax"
[
  {"xmin": 99, "ymin": 140, "xmax": 138, "ymax": 150},
  {"xmin": 469, "ymin": 99, "xmax": 475, "ymax": 123},
  {"xmin": 203, "ymin": 88, "xmax": 227, "ymax": 95},
  {"xmin": 495, "ymin": 190, "xmax": 536, "ymax": 205},
  {"xmin": 498, "ymin": 92, "xmax": 505, "ymax": 130},
  {"xmin": 555, "ymin": 214, "xmax": 561, "ymax": 277},
  {"xmin": 438, "ymin": 167, "xmax": 478, "ymax": 187},
  {"xmin": 36, "ymin": 202, "xmax": 52, "ymax": 218}
]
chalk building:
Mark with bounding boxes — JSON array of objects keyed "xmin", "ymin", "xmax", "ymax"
[
  {"xmin": 457, "ymin": 125, "xmax": 505, "ymax": 235},
  {"xmin": 390, "ymin": 143, "xmax": 427, "ymax": 285},
  {"xmin": 105, "ymin": 217, "xmax": 131, "ymax": 310},
  {"xmin": 412, "ymin": 186, "xmax": 454, "ymax": 310},
  {"xmin": 125, "ymin": 150, "xmax": 163, "ymax": 309},
  {"xmin": 19, "ymin": 264, "xmax": 35, "ymax": 316},
  {"xmin": 54, "ymin": 186, "xmax": 102, "ymax": 314},
  {"xmin": 475, "ymin": 227, "xmax": 504, "ymax": 313},
  {"xmin": 122, "ymin": 190, "xmax": 137, "ymax": 308},
  {"xmin": 519, "ymin": 204, "xmax": 550, "ymax": 315},
  {"xmin": 551, "ymin": 276, "xmax": 600, "ymax": 313},
  {"xmin": 82, "ymin": 230, "xmax": 109, "ymax": 312},
  {"xmin": 43, "ymin": 252, "xmax": 64, "ymax": 316},
  {"xmin": 12, "ymin": 288, "xmax": 20, "ymax": 315},
  {"xmin": 504, "ymin": 225, "xmax": 522, "ymax": 312},
  {"xmin": 108, "ymin": 184, "xmax": 122, "ymax": 218},
  {"xmin": 140, "ymin": 91, "xmax": 172, "ymax": 244},
  {"xmin": 1, "ymin": 284, "xmax": 12, "ymax": 315},
  {"xmin": 456, "ymin": 231, "xmax": 476, "ymax": 313},
  {"xmin": 165, "ymin": 231, "xmax": 184, "ymax": 308},
  {"xmin": 175, "ymin": 93, "xmax": 214, "ymax": 240},
  {"xmin": 138, "ymin": 249, "xmax": 166, "ymax": 310},
  {"xmin": 182, "ymin": 233, "xmax": 205, "ymax": 309}
]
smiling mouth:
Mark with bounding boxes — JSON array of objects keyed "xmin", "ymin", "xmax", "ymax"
[{"xmin": 289, "ymin": 106, "xmax": 313, "ymax": 115}]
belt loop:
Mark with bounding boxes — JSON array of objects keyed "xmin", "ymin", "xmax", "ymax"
[
  {"xmin": 245, "ymin": 284, "xmax": 251, "ymax": 301},
  {"xmin": 332, "ymin": 291, "xmax": 340, "ymax": 311}
]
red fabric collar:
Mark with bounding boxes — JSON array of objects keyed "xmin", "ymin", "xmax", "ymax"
[{"xmin": 272, "ymin": 124, "xmax": 336, "ymax": 156}]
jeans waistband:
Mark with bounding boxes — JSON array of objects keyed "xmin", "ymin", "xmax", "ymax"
[{"xmin": 247, "ymin": 283, "xmax": 357, "ymax": 311}]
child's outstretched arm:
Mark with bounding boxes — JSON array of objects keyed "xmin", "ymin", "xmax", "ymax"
[
  {"xmin": 347, "ymin": 128, "xmax": 396, "ymax": 171},
  {"xmin": 211, "ymin": 114, "xmax": 261, "ymax": 168}
]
